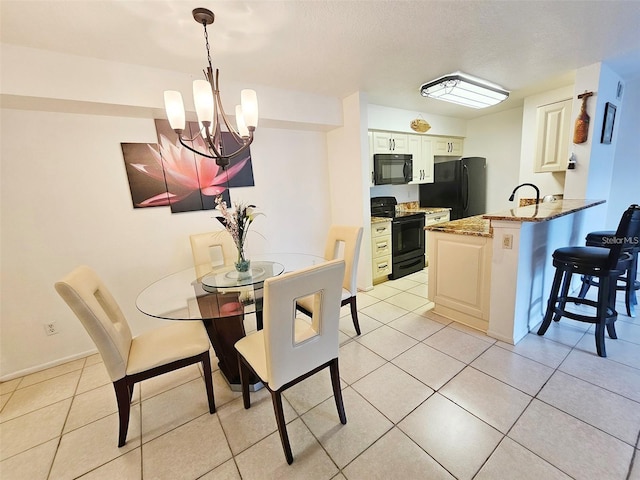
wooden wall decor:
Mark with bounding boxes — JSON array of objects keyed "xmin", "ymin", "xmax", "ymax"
[{"xmin": 573, "ymin": 91, "xmax": 594, "ymax": 144}]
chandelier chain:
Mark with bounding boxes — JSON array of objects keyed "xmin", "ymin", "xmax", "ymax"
[{"xmin": 203, "ymin": 21, "xmax": 213, "ymax": 73}]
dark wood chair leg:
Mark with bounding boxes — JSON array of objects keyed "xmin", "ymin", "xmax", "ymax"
[
  {"xmin": 271, "ymin": 390, "xmax": 293, "ymax": 464},
  {"xmin": 538, "ymin": 268, "xmax": 563, "ymax": 336},
  {"xmin": 238, "ymin": 356, "xmax": 251, "ymax": 409},
  {"xmin": 201, "ymin": 352, "xmax": 216, "ymax": 414},
  {"xmin": 113, "ymin": 378, "xmax": 131, "ymax": 447},
  {"xmin": 554, "ymin": 271, "xmax": 572, "ymax": 322},
  {"xmin": 330, "ymin": 359, "xmax": 347, "ymax": 425},
  {"xmin": 347, "ymin": 297, "xmax": 361, "ymax": 335},
  {"xmin": 578, "ymin": 274, "xmax": 592, "ymax": 299},
  {"xmin": 595, "ymin": 276, "xmax": 610, "ymax": 357},
  {"xmin": 625, "ymin": 253, "xmax": 638, "ymax": 317}
]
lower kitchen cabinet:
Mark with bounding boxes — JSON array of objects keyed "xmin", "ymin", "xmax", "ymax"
[
  {"xmin": 427, "ymin": 230, "xmax": 492, "ymax": 332},
  {"xmin": 371, "ymin": 220, "xmax": 392, "ymax": 283},
  {"xmin": 424, "ymin": 210, "xmax": 450, "ymax": 265}
]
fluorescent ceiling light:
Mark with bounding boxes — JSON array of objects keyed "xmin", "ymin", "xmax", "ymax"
[{"xmin": 420, "ymin": 72, "xmax": 509, "ymax": 109}]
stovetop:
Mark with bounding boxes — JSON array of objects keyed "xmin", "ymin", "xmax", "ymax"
[{"xmin": 371, "ymin": 196, "xmax": 425, "ymax": 220}]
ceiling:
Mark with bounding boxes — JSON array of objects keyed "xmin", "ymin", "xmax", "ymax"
[{"xmin": 2, "ymin": 0, "xmax": 640, "ymax": 119}]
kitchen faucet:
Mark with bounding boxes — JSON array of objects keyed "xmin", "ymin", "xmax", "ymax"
[{"xmin": 508, "ymin": 183, "xmax": 540, "ymax": 205}]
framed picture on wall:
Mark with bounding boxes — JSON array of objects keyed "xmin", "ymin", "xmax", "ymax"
[{"xmin": 600, "ymin": 102, "xmax": 616, "ymax": 144}]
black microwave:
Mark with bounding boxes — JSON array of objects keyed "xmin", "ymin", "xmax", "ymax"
[{"xmin": 373, "ymin": 154, "xmax": 413, "ymax": 185}]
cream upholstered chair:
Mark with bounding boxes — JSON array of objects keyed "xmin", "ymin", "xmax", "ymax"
[
  {"xmin": 297, "ymin": 225, "xmax": 364, "ymax": 335},
  {"xmin": 190, "ymin": 230, "xmax": 237, "ymax": 277},
  {"xmin": 55, "ymin": 265, "xmax": 215, "ymax": 447},
  {"xmin": 235, "ymin": 259, "xmax": 347, "ymax": 464}
]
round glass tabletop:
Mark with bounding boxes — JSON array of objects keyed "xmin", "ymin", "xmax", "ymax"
[{"xmin": 201, "ymin": 261, "xmax": 285, "ymax": 290}]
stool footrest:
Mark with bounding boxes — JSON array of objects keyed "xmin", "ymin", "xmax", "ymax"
[{"xmin": 555, "ymin": 296, "xmax": 617, "ymax": 324}]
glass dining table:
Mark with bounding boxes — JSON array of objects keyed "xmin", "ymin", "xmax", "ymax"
[{"xmin": 136, "ymin": 254, "xmax": 325, "ymax": 390}]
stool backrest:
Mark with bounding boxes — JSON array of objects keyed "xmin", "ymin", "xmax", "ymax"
[{"xmin": 608, "ymin": 204, "xmax": 640, "ymax": 269}]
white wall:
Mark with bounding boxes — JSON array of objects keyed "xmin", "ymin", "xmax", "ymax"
[
  {"xmin": 0, "ymin": 108, "xmax": 331, "ymax": 378},
  {"xmin": 606, "ymin": 76, "xmax": 640, "ymax": 229},
  {"xmin": 465, "ymin": 107, "xmax": 523, "ymax": 213}
]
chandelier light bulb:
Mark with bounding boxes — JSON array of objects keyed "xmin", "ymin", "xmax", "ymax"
[
  {"xmin": 193, "ymin": 79, "xmax": 214, "ymax": 126},
  {"xmin": 235, "ymin": 105, "xmax": 249, "ymax": 138},
  {"xmin": 164, "ymin": 91, "xmax": 186, "ymax": 132},
  {"xmin": 241, "ymin": 89, "xmax": 258, "ymax": 128}
]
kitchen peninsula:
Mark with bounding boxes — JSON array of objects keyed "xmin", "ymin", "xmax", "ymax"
[{"xmin": 426, "ymin": 199, "xmax": 606, "ymax": 344}]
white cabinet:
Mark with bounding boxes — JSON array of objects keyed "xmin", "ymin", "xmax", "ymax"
[
  {"xmin": 372, "ymin": 131, "xmax": 408, "ymax": 154},
  {"xmin": 408, "ymin": 136, "xmax": 434, "ymax": 184},
  {"xmin": 427, "ymin": 230, "xmax": 492, "ymax": 332},
  {"xmin": 424, "ymin": 211, "xmax": 450, "ymax": 265},
  {"xmin": 534, "ymin": 98, "xmax": 571, "ymax": 173},
  {"xmin": 371, "ymin": 220, "xmax": 392, "ymax": 283},
  {"xmin": 433, "ymin": 137, "xmax": 463, "ymax": 156}
]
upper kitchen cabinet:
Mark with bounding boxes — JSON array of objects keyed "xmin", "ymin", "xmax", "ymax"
[
  {"xmin": 372, "ymin": 131, "xmax": 408, "ymax": 153},
  {"xmin": 433, "ymin": 136, "xmax": 464, "ymax": 156},
  {"xmin": 534, "ymin": 98, "xmax": 571, "ymax": 172},
  {"xmin": 408, "ymin": 135, "xmax": 434, "ymax": 184}
]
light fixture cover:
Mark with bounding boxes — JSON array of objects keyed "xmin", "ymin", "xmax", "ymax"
[{"xmin": 420, "ymin": 72, "xmax": 509, "ymax": 109}]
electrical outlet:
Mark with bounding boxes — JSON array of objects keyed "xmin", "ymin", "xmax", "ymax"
[
  {"xmin": 44, "ymin": 322, "xmax": 59, "ymax": 336},
  {"xmin": 502, "ymin": 234, "xmax": 513, "ymax": 249}
]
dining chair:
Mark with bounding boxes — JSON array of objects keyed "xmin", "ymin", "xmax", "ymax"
[
  {"xmin": 55, "ymin": 265, "xmax": 215, "ymax": 447},
  {"xmin": 297, "ymin": 225, "xmax": 364, "ymax": 335},
  {"xmin": 190, "ymin": 230, "xmax": 237, "ymax": 277},
  {"xmin": 235, "ymin": 259, "xmax": 347, "ymax": 464}
]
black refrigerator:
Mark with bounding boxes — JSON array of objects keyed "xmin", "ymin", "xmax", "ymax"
[{"xmin": 419, "ymin": 156, "xmax": 486, "ymax": 220}]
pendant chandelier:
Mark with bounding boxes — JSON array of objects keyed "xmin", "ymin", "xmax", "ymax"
[{"xmin": 163, "ymin": 8, "xmax": 258, "ymax": 168}]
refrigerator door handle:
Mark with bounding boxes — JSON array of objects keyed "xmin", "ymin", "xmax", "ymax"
[{"xmin": 462, "ymin": 164, "xmax": 469, "ymax": 212}]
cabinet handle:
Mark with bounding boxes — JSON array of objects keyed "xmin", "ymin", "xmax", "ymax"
[
  {"xmin": 389, "ymin": 139, "xmax": 392, "ymax": 150},
  {"xmin": 392, "ymin": 139, "xmax": 395, "ymax": 150},
  {"xmin": 378, "ymin": 263, "xmax": 388, "ymax": 269},
  {"xmin": 377, "ymin": 242, "xmax": 388, "ymax": 249},
  {"xmin": 375, "ymin": 227, "xmax": 386, "ymax": 232}
]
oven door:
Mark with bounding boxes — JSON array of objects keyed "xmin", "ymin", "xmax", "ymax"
[{"xmin": 391, "ymin": 214, "xmax": 425, "ymax": 264}]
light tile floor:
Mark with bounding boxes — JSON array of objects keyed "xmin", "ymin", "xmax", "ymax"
[{"xmin": 2, "ymin": 269, "xmax": 640, "ymax": 479}]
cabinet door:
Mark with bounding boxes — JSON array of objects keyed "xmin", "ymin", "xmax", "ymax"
[
  {"xmin": 421, "ymin": 137, "xmax": 434, "ymax": 183},
  {"xmin": 407, "ymin": 134, "xmax": 422, "ymax": 182},
  {"xmin": 534, "ymin": 99, "xmax": 571, "ymax": 172},
  {"xmin": 372, "ymin": 132, "xmax": 393, "ymax": 153},
  {"xmin": 449, "ymin": 138, "xmax": 463, "ymax": 156},
  {"xmin": 390, "ymin": 134, "xmax": 408, "ymax": 153},
  {"xmin": 372, "ymin": 131, "xmax": 408, "ymax": 153},
  {"xmin": 434, "ymin": 137, "xmax": 463, "ymax": 156}
]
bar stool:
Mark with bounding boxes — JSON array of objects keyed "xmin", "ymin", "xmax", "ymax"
[
  {"xmin": 537, "ymin": 204, "xmax": 640, "ymax": 357},
  {"xmin": 577, "ymin": 230, "xmax": 639, "ymax": 317}
]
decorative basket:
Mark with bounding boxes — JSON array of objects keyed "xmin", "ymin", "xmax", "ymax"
[{"xmin": 410, "ymin": 117, "xmax": 431, "ymax": 133}]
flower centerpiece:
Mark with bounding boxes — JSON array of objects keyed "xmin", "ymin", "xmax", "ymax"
[{"xmin": 214, "ymin": 196, "xmax": 263, "ymax": 275}]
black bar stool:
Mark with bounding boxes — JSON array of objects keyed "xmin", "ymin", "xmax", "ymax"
[
  {"xmin": 537, "ymin": 205, "xmax": 640, "ymax": 357},
  {"xmin": 577, "ymin": 230, "xmax": 639, "ymax": 317}
]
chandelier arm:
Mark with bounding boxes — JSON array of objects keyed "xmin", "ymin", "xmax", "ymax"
[
  {"xmin": 201, "ymin": 123, "xmax": 224, "ymax": 159},
  {"xmin": 177, "ymin": 136, "xmax": 223, "ymax": 161}
]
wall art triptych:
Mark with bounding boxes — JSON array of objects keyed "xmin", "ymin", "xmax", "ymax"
[{"xmin": 121, "ymin": 119, "xmax": 255, "ymax": 213}]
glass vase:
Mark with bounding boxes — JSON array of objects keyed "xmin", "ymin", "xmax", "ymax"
[{"xmin": 235, "ymin": 246, "xmax": 251, "ymax": 279}]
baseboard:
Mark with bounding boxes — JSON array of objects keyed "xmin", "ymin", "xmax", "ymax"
[{"xmin": 0, "ymin": 349, "xmax": 98, "ymax": 382}]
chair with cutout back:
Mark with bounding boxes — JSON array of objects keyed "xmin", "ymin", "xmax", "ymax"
[
  {"xmin": 297, "ymin": 225, "xmax": 363, "ymax": 335},
  {"xmin": 190, "ymin": 230, "xmax": 237, "ymax": 277},
  {"xmin": 55, "ymin": 265, "xmax": 215, "ymax": 446},
  {"xmin": 235, "ymin": 259, "xmax": 347, "ymax": 464}
]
